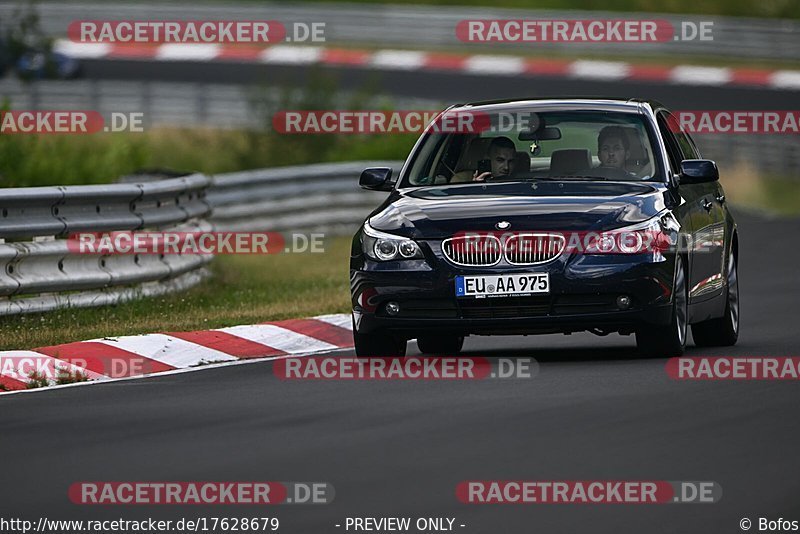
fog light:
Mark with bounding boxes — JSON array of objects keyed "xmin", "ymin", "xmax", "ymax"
[
  {"xmin": 385, "ymin": 302, "xmax": 401, "ymax": 316},
  {"xmin": 616, "ymin": 295, "xmax": 631, "ymax": 310}
]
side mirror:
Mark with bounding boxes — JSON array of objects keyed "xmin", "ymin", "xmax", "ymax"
[
  {"xmin": 359, "ymin": 167, "xmax": 394, "ymax": 191},
  {"xmin": 679, "ymin": 159, "xmax": 719, "ymax": 185}
]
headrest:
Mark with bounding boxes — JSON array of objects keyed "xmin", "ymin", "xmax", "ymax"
[
  {"xmin": 550, "ymin": 149, "xmax": 592, "ymax": 174},
  {"xmin": 513, "ymin": 151, "xmax": 531, "ymax": 173}
]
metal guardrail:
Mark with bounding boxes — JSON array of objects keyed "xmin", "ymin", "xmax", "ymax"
[
  {"xmin": 206, "ymin": 161, "xmax": 398, "ymax": 234},
  {"xmin": 0, "ymin": 161, "xmax": 398, "ymax": 316},
  {"xmin": 696, "ymin": 134, "xmax": 800, "ymax": 177},
  {"xmin": 0, "ymin": 173, "xmax": 214, "ymax": 315},
  {"xmin": 4, "ymin": 2, "xmax": 798, "ymax": 61}
]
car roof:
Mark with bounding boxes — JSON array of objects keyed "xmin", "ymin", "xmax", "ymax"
[{"xmin": 450, "ymin": 97, "xmax": 665, "ymax": 115}]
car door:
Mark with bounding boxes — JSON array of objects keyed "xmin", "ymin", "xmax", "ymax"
[
  {"xmin": 655, "ymin": 111, "xmax": 705, "ymax": 302},
  {"xmin": 659, "ymin": 111, "xmax": 725, "ymax": 302}
]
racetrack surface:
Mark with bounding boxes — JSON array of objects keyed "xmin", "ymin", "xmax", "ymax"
[{"xmin": 1, "ymin": 210, "xmax": 799, "ymax": 532}]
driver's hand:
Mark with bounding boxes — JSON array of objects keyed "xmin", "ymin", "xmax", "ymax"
[{"xmin": 473, "ymin": 171, "xmax": 492, "ymax": 182}]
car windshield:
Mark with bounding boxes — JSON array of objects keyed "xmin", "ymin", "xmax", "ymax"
[{"xmin": 401, "ymin": 109, "xmax": 661, "ymax": 187}]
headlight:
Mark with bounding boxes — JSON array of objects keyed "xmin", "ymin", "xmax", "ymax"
[
  {"xmin": 362, "ymin": 222, "xmax": 423, "ymax": 261},
  {"xmin": 583, "ymin": 216, "xmax": 673, "ymax": 255}
]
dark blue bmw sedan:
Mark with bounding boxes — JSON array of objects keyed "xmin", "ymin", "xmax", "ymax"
[{"xmin": 351, "ymin": 98, "xmax": 739, "ymax": 358}]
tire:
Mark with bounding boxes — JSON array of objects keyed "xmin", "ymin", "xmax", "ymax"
[
  {"xmin": 416, "ymin": 335, "xmax": 465, "ymax": 355},
  {"xmin": 691, "ymin": 249, "xmax": 739, "ymax": 347},
  {"xmin": 353, "ymin": 329, "xmax": 407, "ymax": 357},
  {"xmin": 636, "ymin": 255, "xmax": 688, "ymax": 357}
]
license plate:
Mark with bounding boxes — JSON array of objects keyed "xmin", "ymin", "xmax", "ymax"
[{"xmin": 455, "ymin": 273, "xmax": 549, "ymax": 298}]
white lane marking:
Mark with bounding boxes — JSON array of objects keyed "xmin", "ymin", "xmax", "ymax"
[
  {"xmin": 313, "ymin": 313, "xmax": 352, "ymax": 331},
  {"xmin": 464, "ymin": 55, "xmax": 524, "ymax": 75},
  {"xmin": 371, "ymin": 50, "xmax": 426, "ymax": 70},
  {"xmin": 156, "ymin": 43, "xmax": 221, "ymax": 61},
  {"xmin": 261, "ymin": 45, "xmax": 322, "ymax": 64},
  {"xmin": 92, "ymin": 334, "xmax": 237, "ymax": 368},
  {"xmin": 770, "ymin": 70, "xmax": 800, "ymax": 90},
  {"xmin": 570, "ymin": 60, "xmax": 631, "ymax": 80},
  {"xmin": 53, "ymin": 40, "xmax": 111, "ymax": 59},
  {"xmin": 670, "ymin": 65, "xmax": 732, "ymax": 86},
  {"xmin": 216, "ymin": 324, "xmax": 337, "ymax": 353},
  {"xmin": 0, "ymin": 350, "xmax": 106, "ymax": 384}
]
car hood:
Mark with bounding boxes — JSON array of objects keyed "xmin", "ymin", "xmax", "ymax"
[{"xmin": 368, "ymin": 181, "xmax": 669, "ymax": 238}]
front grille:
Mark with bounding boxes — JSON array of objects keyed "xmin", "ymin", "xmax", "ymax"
[
  {"xmin": 504, "ymin": 233, "xmax": 565, "ymax": 265},
  {"xmin": 442, "ymin": 233, "xmax": 565, "ymax": 266},
  {"xmin": 442, "ymin": 235, "xmax": 502, "ymax": 266}
]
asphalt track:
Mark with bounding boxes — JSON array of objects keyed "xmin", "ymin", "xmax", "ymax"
[
  {"xmin": 80, "ymin": 59, "xmax": 800, "ymax": 110},
  {"xmin": 1, "ymin": 210, "xmax": 799, "ymax": 533}
]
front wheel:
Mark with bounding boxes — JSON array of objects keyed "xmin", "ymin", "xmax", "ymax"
[
  {"xmin": 636, "ymin": 255, "xmax": 688, "ymax": 357},
  {"xmin": 691, "ymin": 249, "xmax": 739, "ymax": 347}
]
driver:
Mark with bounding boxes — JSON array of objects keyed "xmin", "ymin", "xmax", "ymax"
[
  {"xmin": 597, "ymin": 126, "xmax": 630, "ymax": 170},
  {"xmin": 450, "ymin": 136, "xmax": 518, "ymax": 183},
  {"xmin": 473, "ymin": 136, "xmax": 517, "ymax": 181}
]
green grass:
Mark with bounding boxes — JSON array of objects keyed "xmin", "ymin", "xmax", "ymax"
[
  {"xmin": 0, "ymin": 70, "xmax": 421, "ymax": 188},
  {"xmin": 0, "ymin": 127, "xmax": 418, "ymax": 188},
  {"xmin": 719, "ymin": 163, "xmax": 800, "ymax": 216},
  {"xmin": 0, "ymin": 237, "xmax": 354, "ymax": 351},
  {"xmin": 22, "ymin": 367, "xmax": 91, "ymax": 388},
  {"xmin": 54, "ymin": 368, "xmax": 90, "ymax": 385},
  {"xmin": 25, "ymin": 370, "xmax": 49, "ymax": 389},
  {"xmin": 750, "ymin": 176, "xmax": 800, "ymax": 216}
]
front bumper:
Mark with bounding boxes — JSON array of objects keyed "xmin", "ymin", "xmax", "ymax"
[{"xmin": 351, "ymin": 249, "xmax": 676, "ymax": 337}]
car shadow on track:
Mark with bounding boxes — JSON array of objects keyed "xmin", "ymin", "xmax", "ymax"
[{"xmin": 434, "ymin": 335, "xmax": 704, "ymax": 364}]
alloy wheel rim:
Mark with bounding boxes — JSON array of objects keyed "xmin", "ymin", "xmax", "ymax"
[
  {"xmin": 675, "ymin": 258, "xmax": 687, "ymax": 346},
  {"xmin": 728, "ymin": 253, "xmax": 739, "ymax": 333}
]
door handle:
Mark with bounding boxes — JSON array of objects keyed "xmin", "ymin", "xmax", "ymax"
[
  {"xmin": 715, "ymin": 194, "xmax": 726, "ymax": 203},
  {"xmin": 702, "ymin": 199, "xmax": 713, "ymax": 211}
]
